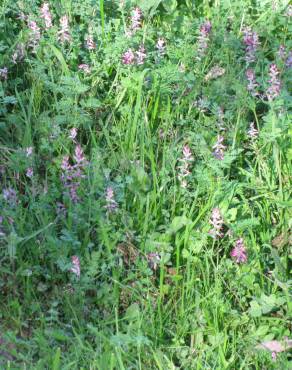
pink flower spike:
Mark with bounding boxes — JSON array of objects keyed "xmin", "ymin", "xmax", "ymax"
[
  {"xmin": 0, "ymin": 67, "xmax": 8, "ymax": 80},
  {"xmin": 212, "ymin": 135, "xmax": 226, "ymax": 160},
  {"xmin": 86, "ymin": 34, "xmax": 96, "ymax": 50},
  {"xmin": 230, "ymin": 238, "xmax": 247, "ymax": 264},
  {"xmin": 267, "ymin": 64, "xmax": 281, "ymax": 101},
  {"xmin": 177, "ymin": 145, "xmax": 193, "ymax": 188},
  {"xmin": 58, "ymin": 15, "xmax": 71, "ymax": 43},
  {"xmin": 156, "ymin": 38, "xmax": 166, "ymax": 55},
  {"xmin": 78, "ymin": 64, "xmax": 91, "ymax": 74},
  {"xmin": 247, "ymin": 122, "xmax": 259, "ymax": 139},
  {"xmin": 209, "ymin": 207, "xmax": 224, "ymax": 239},
  {"xmin": 242, "ymin": 26, "xmax": 260, "ymax": 64},
  {"xmin": 122, "ymin": 49, "xmax": 135, "ymax": 65},
  {"xmin": 26, "ymin": 147, "xmax": 33, "ymax": 157},
  {"xmin": 197, "ymin": 20, "xmax": 212, "ymax": 60},
  {"xmin": 245, "ymin": 69, "xmax": 259, "ymax": 97},
  {"xmin": 135, "ymin": 45, "xmax": 147, "ymax": 65},
  {"xmin": 40, "ymin": 2, "xmax": 52, "ymax": 29},
  {"xmin": 105, "ymin": 186, "xmax": 118, "ymax": 212},
  {"xmin": 73, "ymin": 145, "xmax": 86, "ymax": 165},
  {"xmin": 28, "ymin": 20, "xmax": 41, "ymax": 52},
  {"xmin": 26, "ymin": 167, "xmax": 34, "ymax": 178},
  {"xmin": 69, "ymin": 128, "xmax": 78, "ymax": 140},
  {"xmin": 70, "ymin": 256, "xmax": 80, "ymax": 278},
  {"xmin": 130, "ymin": 7, "xmax": 142, "ymax": 32}
]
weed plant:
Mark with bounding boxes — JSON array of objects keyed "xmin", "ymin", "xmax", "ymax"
[{"xmin": 0, "ymin": 0, "xmax": 291, "ymax": 369}]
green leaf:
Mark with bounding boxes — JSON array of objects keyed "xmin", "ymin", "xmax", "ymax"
[
  {"xmin": 125, "ymin": 303, "xmax": 140, "ymax": 321},
  {"xmin": 139, "ymin": 0, "xmax": 162, "ymax": 14},
  {"xmin": 167, "ymin": 216, "xmax": 191, "ymax": 234},
  {"xmin": 162, "ymin": 0, "xmax": 177, "ymax": 13},
  {"xmin": 249, "ymin": 301, "xmax": 262, "ymax": 317},
  {"xmin": 49, "ymin": 45, "xmax": 70, "ymax": 75}
]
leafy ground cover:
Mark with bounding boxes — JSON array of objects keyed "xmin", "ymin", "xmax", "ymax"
[{"xmin": 0, "ymin": 0, "xmax": 291, "ymax": 369}]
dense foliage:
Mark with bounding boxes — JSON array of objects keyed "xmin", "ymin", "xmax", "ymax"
[{"xmin": 0, "ymin": 0, "xmax": 291, "ymax": 368}]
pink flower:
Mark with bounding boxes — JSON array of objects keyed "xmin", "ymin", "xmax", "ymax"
[
  {"xmin": 209, "ymin": 208, "xmax": 224, "ymax": 239},
  {"xmin": 267, "ymin": 64, "xmax": 281, "ymax": 101},
  {"xmin": 246, "ymin": 69, "xmax": 259, "ymax": 97},
  {"xmin": 12, "ymin": 44, "xmax": 25, "ymax": 64},
  {"xmin": 177, "ymin": 145, "xmax": 193, "ymax": 188},
  {"xmin": 156, "ymin": 38, "xmax": 166, "ymax": 55},
  {"xmin": 286, "ymin": 52, "xmax": 292, "ymax": 68},
  {"xmin": 242, "ymin": 27, "xmax": 260, "ymax": 64},
  {"xmin": 26, "ymin": 147, "xmax": 33, "ymax": 157},
  {"xmin": 78, "ymin": 64, "xmax": 91, "ymax": 74},
  {"xmin": 26, "ymin": 167, "xmax": 34, "ymax": 178},
  {"xmin": 277, "ymin": 45, "xmax": 286, "ymax": 60},
  {"xmin": 197, "ymin": 20, "xmax": 212, "ymax": 60},
  {"xmin": 70, "ymin": 255, "xmax": 80, "ymax": 278},
  {"xmin": 247, "ymin": 122, "xmax": 259, "ymax": 139},
  {"xmin": 73, "ymin": 145, "xmax": 86, "ymax": 165},
  {"xmin": 40, "ymin": 2, "xmax": 52, "ymax": 29},
  {"xmin": 130, "ymin": 7, "xmax": 142, "ymax": 32},
  {"xmin": 3, "ymin": 188, "xmax": 17, "ymax": 205},
  {"xmin": 0, "ymin": 67, "xmax": 8, "ymax": 80},
  {"xmin": 104, "ymin": 187, "xmax": 118, "ymax": 212},
  {"xmin": 86, "ymin": 34, "xmax": 96, "ymax": 50},
  {"xmin": 0, "ymin": 216, "xmax": 5, "ymax": 237},
  {"xmin": 69, "ymin": 128, "xmax": 78, "ymax": 140},
  {"xmin": 212, "ymin": 135, "xmax": 226, "ymax": 160},
  {"xmin": 58, "ymin": 15, "xmax": 71, "ymax": 43},
  {"xmin": 122, "ymin": 49, "xmax": 135, "ymax": 65},
  {"xmin": 230, "ymin": 238, "xmax": 247, "ymax": 263},
  {"xmin": 135, "ymin": 45, "xmax": 147, "ymax": 65},
  {"xmin": 61, "ymin": 145, "xmax": 87, "ymax": 203},
  {"xmin": 28, "ymin": 20, "xmax": 41, "ymax": 52},
  {"xmin": 285, "ymin": 5, "xmax": 292, "ymax": 17}
]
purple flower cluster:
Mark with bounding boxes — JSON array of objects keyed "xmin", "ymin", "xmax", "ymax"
[
  {"xmin": 122, "ymin": 46, "xmax": 147, "ymax": 65},
  {"xmin": 26, "ymin": 167, "xmax": 34, "ymax": 178},
  {"xmin": 40, "ymin": 2, "xmax": 52, "ymax": 30},
  {"xmin": 58, "ymin": 15, "xmax": 71, "ymax": 43},
  {"xmin": 130, "ymin": 7, "xmax": 142, "ymax": 33},
  {"xmin": 12, "ymin": 43, "xmax": 25, "ymax": 64},
  {"xmin": 247, "ymin": 122, "xmax": 259, "ymax": 139},
  {"xmin": 267, "ymin": 64, "xmax": 281, "ymax": 101},
  {"xmin": 135, "ymin": 45, "xmax": 147, "ymax": 65},
  {"xmin": 177, "ymin": 145, "xmax": 193, "ymax": 188},
  {"xmin": 0, "ymin": 216, "xmax": 4, "ymax": 237},
  {"xmin": 3, "ymin": 188, "xmax": 17, "ymax": 206},
  {"xmin": 70, "ymin": 255, "xmax": 80, "ymax": 278},
  {"xmin": 212, "ymin": 135, "xmax": 226, "ymax": 160},
  {"xmin": 286, "ymin": 52, "xmax": 292, "ymax": 68},
  {"xmin": 156, "ymin": 38, "xmax": 166, "ymax": 55},
  {"xmin": 0, "ymin": 67, "xmax": 8, "ymax": 80},
  {"xmin": 242, "ymin": 27, "xmax": 260, "ymax": 64},
  {"xmin": 230, "ymin": 238, "xmax": 247, "ymax": 263},
  {"xmin": 197, "ymin": 20, "xmax": 212, "ymax": 60},
  {"xmin": 104, "ymin": 187, "xmax": 118, "ymax": 213},
  {"xmin": 28, "ymin": 20, "xmax": 41, "ymax": 53},
  {"xmin": 86, "ymin": 34, "xmax": 96, "ymax": 50},
  {"xmin": 69, "ymin": 127, "xmax": 78, "ymax": 141},
  {"xmin": 209, "ymin": 208, "xmax": 224, "ymax": 239},
  {"xmin": 122, "ymin": 49, "xmax": 135, "ymax": 65},
  {"xmin": 61, "ymin": 145, "xmax": 87, "ymax": 203},
  {"xmin": 78, "ymin": 64, "xmax": 91, "ymax": 74},
  {"xmin": 245, "ymin": 69, "xmax": 259, "ymax": 97}
]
